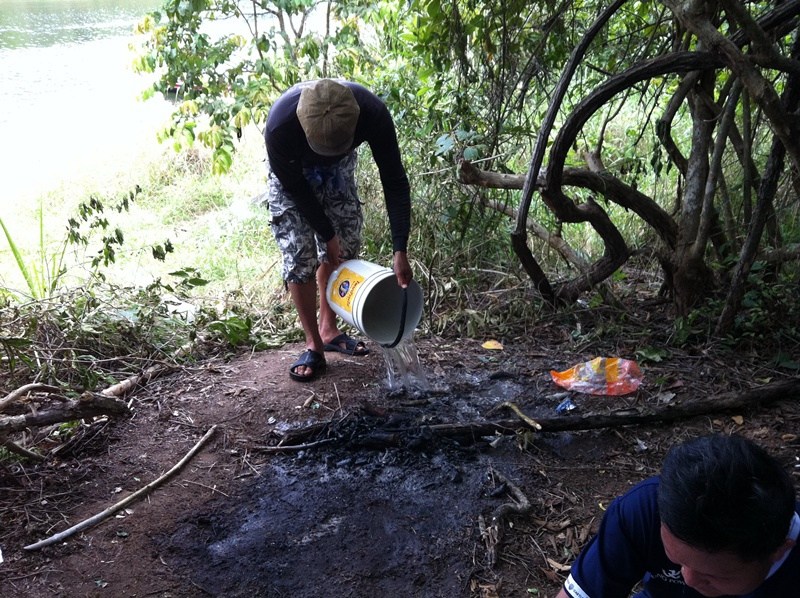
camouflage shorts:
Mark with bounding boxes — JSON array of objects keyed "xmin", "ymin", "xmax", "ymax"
[{"xmin": 266, "ymin": 151, "xmax": 363, "ymax": 284}]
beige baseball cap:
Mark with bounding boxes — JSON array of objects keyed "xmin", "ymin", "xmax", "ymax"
[{"xmin": 296, "ymin": 79, "xmax": 360, "ymax": 156}]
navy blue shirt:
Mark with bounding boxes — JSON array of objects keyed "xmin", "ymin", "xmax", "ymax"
[
  {"xmin": 563, "ymin": 477, "xmax": 800, "ymax": 597},
  {"xmin": 265, "ymin": 80, "xmax": 411, "ymax": 252}
]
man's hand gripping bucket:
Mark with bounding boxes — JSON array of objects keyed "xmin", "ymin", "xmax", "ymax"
[{"xmin": 326, "ymin": 259, "xmax": 423, "ymax": 347}]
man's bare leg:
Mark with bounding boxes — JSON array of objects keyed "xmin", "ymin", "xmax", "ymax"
[
  {"xmin": 288, "ymin": 279, "xmax": 325, "ymax": 378},
  {"xmin": 316, "ymin": 261, "xmax": 341, "ymax": 343}
]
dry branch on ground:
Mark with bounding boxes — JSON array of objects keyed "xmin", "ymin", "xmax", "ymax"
[{"xmin": 0, "ymin": 363, "xmax": 178, "ymax": 459}]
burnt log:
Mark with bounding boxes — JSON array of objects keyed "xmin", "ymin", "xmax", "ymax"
[
  {"xmin": 258, "ymin": 378, "xmax": 800, "ymax": 452},
  {"xmin": 427, "ymin": 377, "xmax": 800, "ymax": 440}
]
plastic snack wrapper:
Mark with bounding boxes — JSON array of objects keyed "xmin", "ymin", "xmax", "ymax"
[{"xmin": 550, "ymin": 357, "xmax": 643, "ymax": 396}]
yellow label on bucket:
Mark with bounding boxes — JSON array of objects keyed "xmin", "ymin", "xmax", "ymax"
[{"xmin": 329, "ymin": 267, "xmax": 365, "ymax": 313}]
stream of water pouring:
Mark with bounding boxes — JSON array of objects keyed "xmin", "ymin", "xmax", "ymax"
[{"xmin": 379, "ymin": 337, "xmax": 430, "ymax": 392}]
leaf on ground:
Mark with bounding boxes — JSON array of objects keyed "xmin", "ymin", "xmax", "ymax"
[{"xmin": 482, "ymin": 340, "xmax": 504, "ymax": 350}]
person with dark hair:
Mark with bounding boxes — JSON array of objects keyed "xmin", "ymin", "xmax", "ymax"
[
  {"xmin": 263, "ymin": 79, "xmax": 412, "ymax": 381},
  {"xmin": 556, "ymin": 434, "xmax": 799, "ymax": 597}
]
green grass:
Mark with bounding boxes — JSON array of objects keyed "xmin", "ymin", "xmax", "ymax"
[
  {"xmin": 0, "ymin": 123, "xmax": 301, "ymax": 390},
  {"xmin": 0, "ymin": 124, "xmax": 287, "ymax": 308}
]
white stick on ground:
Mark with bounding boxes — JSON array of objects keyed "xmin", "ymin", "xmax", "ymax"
[{"xmin": 23, "ymin": 424, "xmax": 218, "ymax": 551}]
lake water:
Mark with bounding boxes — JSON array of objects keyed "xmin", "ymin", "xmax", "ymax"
[{"xmin": 0, "ymin": 0, "xmax": 171, "ymax": 213}]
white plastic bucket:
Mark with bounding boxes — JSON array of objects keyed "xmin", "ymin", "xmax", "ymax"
[{"xmin": 326, "ymin": 259, "xmax": 423, "ymax": 346}]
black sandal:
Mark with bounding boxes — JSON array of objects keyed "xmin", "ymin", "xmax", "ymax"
[
  {"xmin": 289, "ymin": 349, "xmax": 327, "ymax": 382},
  {"xmin": 323, "ymin": 333, "xmax": 370, "ymax": 356}
]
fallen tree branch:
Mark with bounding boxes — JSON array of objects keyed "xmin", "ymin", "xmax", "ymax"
[
  {"xmin": 254, "ymin": 438, "xmax": 337, "ymax": 453},
  {"xmin": 100, "ymin": 363, "xmax": 176, "ymax": 398},
  {"xmin": 2, "ymin": 439, "xmax": 45, "ymax": 461},
  {"xmin": 0, "ymin": 393, "xmax": 130, "ymax": 435},
  {"xmin": 481, "ymin": 467, "xmax": 532, "ymax": 568},
  {"xmin": 0, "ymin": 383, "xmax": 62, "ymax": 414},
  {"xmin": 266, "ymin": 377, "xmax": 799, "ymax": 450},
  {"xmin": 485, "ymin": 401, "xmax": 543, "ymax": 431},
  {"xmin": 0, "ymin": 345, "xmax": 194, "ymax": 459},
  {"xmin": 428, "ymin": 377, "xmax": 800, "ymax": 438},
  {"xmin": 24, "ymin": 424, "xmax": 218, "ymax": 551}
]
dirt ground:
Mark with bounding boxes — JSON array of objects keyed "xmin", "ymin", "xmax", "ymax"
[{"xmin": 1, "ymin": 310, "xmax": 799, "ymax": 597}]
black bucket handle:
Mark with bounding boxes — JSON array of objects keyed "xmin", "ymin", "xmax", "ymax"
[{"xmin": 381, "ymin": 287, "xmax": 408, "ymax": 349}]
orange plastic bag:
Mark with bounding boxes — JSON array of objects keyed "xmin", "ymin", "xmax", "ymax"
[{"xmin": 550, "ymin": 357, "xmax": 643, "ymax": 396}]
